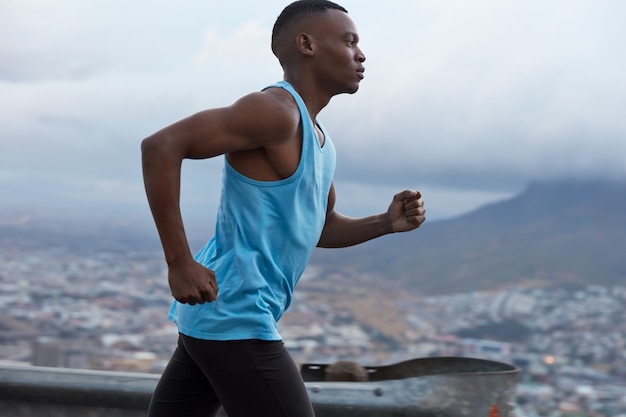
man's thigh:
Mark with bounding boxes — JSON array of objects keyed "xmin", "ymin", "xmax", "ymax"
[
  {"xmin": 148, "ymin": 335, "xmax": 222, "ymax": 417},
  {"xmin": 182, "ymin": 336, "xmax": 315, "ymax": 417}
]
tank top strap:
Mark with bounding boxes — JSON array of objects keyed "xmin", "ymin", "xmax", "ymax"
[{"xmin": 263, "ymin": 81, "xmax": 321, "ymax": 151}]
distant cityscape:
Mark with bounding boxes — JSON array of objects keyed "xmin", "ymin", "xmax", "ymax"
[{"xmin": 1, "ymin": 242, "xmax": 626, "ymax": 417}]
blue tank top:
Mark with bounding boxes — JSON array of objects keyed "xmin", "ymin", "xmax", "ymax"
[{"xmin": 168, "ymin": 81, "xmax": 336, "ymax": 340}]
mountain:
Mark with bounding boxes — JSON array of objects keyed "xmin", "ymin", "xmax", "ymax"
[
  {"xmin": 2, "ymin": 179, "xmax": 624, "ymax": 295},
  {"xmin": 0, "ymin": 206, "xmax": 161, "ymax": 255},
  {"xmin": 310, "ymin": 179, "xmax": 626, "ymax": 294}
]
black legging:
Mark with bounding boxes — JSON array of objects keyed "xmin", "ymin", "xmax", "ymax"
[{"xmin": 148, "ymin": 334, "xmax": 315, "ymax": 417}]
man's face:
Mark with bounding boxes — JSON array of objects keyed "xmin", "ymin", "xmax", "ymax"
[{"xmin": 310, "ymin": 10, "xmax": 366, "ymax": 95}]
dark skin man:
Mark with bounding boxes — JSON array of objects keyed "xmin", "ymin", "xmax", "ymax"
[{"xmin": 142, "ymin": 2, "xmax": 425, "ymax": 416}]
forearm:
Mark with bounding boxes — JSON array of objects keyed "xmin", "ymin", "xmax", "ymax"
[
  {"xmin": 141, "ymin": 136, "xmax": 193, "ymax": 265},
  {"xmin": 317, "ymin": 211, "xmax": 393, "ymax": 248}
]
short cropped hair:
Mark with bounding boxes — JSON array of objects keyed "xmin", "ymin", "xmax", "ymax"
[{"xmin": 271, "ymin": 0, "xmax": 348, "ymax": 55}]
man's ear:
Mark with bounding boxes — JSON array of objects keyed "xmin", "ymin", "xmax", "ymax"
[{"xmin": 296, "ymin": 33, "xmax": 315, "ymax": 56}]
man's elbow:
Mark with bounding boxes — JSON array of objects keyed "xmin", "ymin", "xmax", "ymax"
[
  {"xmin": 141, "ymin": 134, "xmax": 159, "ymax": 158},
  {"xmin": 316, "ymin": 234, "xmax": 342, "ymax": 249},
  {"xmin": 141, "ymin": 132, "xmax": 175, "ymax": 163}
]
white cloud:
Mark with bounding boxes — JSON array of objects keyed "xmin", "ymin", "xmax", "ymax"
[
  {"xmin": 1, "ymin": 0, "xmax": 625, "ymax": 221},
  {"xmin": 194, "ymin": 20, "xmax": 271, "ymax": 67},
  {"xmin": 320, "ymin": 0, "xmax": 626, "ymax": 190}
]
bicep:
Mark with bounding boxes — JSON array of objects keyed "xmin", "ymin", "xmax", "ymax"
[
  {"xmin": 171, "ymin": 108, "xmax": 255, "ymax": 159},
  {"xmin": 144, "ymin": 93, "xmax": 297, "ymax": 160}
]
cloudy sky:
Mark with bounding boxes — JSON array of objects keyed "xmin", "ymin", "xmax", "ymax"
[{"xmin": 1, "ymin": 0, "xmax": 625, "ymax": 227}]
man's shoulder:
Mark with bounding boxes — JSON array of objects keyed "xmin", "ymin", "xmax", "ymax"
[
  {"xmin": 249, "ymin": 87, "xmax": 298, "ymax": 113},
  {"xmin": 221, "ymin": 87, "xmax": 301, "ymax": 147},
  {"xmin": 232, "ymin": 88, "xmax": 300, "ymax": 129}
]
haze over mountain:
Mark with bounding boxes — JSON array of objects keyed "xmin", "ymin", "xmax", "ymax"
[
  {"xmin": 310, "ymin": 179, "xmax": 626, "ymax": 294},
  {"xmin": 2, "ymin": 179, "xmax": 624, "ymax": 295}
]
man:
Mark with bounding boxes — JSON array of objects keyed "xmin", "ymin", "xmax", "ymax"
[{"xmin": 141, "ymin": 1, "xmax": 426, "ymax": 416}]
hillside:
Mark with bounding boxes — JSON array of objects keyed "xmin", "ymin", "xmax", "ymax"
[
  {"xmin": 310, "ymin": 179, "xmax": 626, "ymax": 294},
  {"xmin": 2, "ymin": 179, "xmax": 624, "ymax": 295}
]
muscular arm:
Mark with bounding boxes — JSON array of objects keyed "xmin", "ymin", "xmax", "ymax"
[
  {"xmin": 141, "ymin": 91, "xmax": 299, "ymax": 304},
  {"xmin": 317, "ymin": 184, "xmax": 426, "ymax": 248}
]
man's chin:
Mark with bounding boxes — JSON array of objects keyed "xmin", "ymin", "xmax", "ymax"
[{"xmin": 344, "ymin": 83, "xmax": 361, "ymax": 95}]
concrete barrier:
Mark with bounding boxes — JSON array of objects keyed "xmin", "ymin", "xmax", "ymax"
[{"xmin": 0, "ymin": 357, "xmax": 518, "ymax": 417}]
